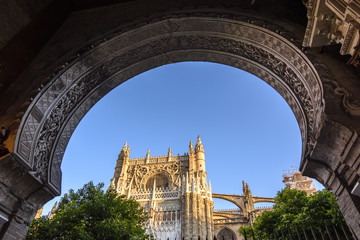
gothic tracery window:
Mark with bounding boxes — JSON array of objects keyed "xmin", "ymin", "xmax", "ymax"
[{"xmin": 146, "ymin": 173, "xmax": 169, "ymax": 189}]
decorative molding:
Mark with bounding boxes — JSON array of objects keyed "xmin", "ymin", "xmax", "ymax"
[
  {"xmin": 125, "ymin": 161, "xmax": 183, "ymax": 191},
  {"xmin": 340, "ymin": 22, "xmax": 356, "ymax": 55},
  {"xmin": 303, "ymin": 0, "xmax": 317, "ymax": 48},
  {"xmin": 15, "ymin": 13, "xmax": 324, "ymax": 194},
  {"xmin": 348, "ymin": 39, "xmax": 360, "ymax": 67}
]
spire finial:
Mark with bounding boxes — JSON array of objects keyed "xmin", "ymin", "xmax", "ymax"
[
  {"xmin": 189, "ymin": 141, "xmax": 194, "ymax": 155},
  {"xmin": 195, "ymin": 135, "xmax": 204, "ymax": 153},
  {"xmin": 122, "ymin": 142, "xmax": 127, "ymax": 151},
  {"xmin": 168, "ymin": 147, "xmax": 172, "ymax": 161},
  {"xmin": 146, "ymin": 148, "xmax": 150, "ymax": 159},
  {"xmin": 119, "ymin": 142, "xmax": 129, "ymax": 158}
]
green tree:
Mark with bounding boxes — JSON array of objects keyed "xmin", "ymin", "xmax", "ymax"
[
  {"xmin": 239, "ymin": 188, "xmax": 351, "ymax": 239},
  {"xmin": 26, "ymin": 182, "xmax": 150, "ymax": 240}
]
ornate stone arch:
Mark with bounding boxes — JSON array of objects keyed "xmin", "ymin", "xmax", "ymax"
[{"xmin": 13, "ymin": 11, "xmax": 324, "ymax": 195}]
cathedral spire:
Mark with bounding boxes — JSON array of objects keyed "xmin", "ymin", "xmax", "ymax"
[
  {"xmin": 119, "ymin": 142, "xmax": 130, "ymax": 158},
  {"xmin": 195, "ymin": 135, "xmax": 204, "ymax": 153},
  {"xmin": 119, "ymin": 142, "xmax": 127, "ymax": 157},
  {"xmin": 195, "ymin": 135, "xmax": 206, "ymax": 172},
  {"xmin": 34, "ymin": 206, "xmax": 44, "ymax": 219},
  {"xmin": 146, "ymin": 148, "xmax": 150, "ymax": 163},
  {"xmin": 168, "ymin": 147, "xmax": 172, "ymax": 161},
  {"xmin": 48, "ymin": 201, "xmax": 57, "ymax": 219}
]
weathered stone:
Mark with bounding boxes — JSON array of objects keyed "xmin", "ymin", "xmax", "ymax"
[{"xmin": 303, "ymin": 120, "xmax": 360, "ymax": 239}]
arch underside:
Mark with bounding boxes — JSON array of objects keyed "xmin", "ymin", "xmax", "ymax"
[{"xmin": 14, "ymin": 16, "xmax": 324, "ymax": 195}]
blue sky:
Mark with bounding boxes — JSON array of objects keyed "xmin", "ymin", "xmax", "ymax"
[{"xmin": 42, "ymin": 62, "xmax": 321, "ymax": 214}]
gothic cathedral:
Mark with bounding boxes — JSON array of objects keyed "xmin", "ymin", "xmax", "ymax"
[{"xmin": 110, "ymin": 136, "xmax": 214, "ymax": 239}]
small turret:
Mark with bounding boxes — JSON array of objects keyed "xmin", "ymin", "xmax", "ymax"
[
  {"xmin": 146, "ymin": 148, "xmax": 150, "ymax": 163},
  {"xmin": 195, "ymin": 135, "xmax": 205, "ymax": 172},
  {"xmin": 195, "ymin": 135, "xmax": 204, "ymax": 153},
  {"xmin": 168, "ymin": 147, "xmax": 172, "ymax": 161}
]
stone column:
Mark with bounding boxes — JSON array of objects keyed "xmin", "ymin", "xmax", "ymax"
[
  {"xmin": 181, "ymin": 193, "xmax": 191, "ymax": 240},
  {"xmin": 210, "ymin": 201, "xmax": 214, "ymax": 236},
  {"xmin": 205, "ymin": 198, "xmax": 213, "ymax": 239},
  {"xmin": 200, "ymin": 197, "xmax": 206, "ymax": 239},
  {"xmin": 302, "ymin": 120, "xmax": 360, "ymax": 240},
  {"xmin": 197, "ymin": 195, "xmax": 201, "ymax": 239},
  {"xmin": 191, "ymin": 193, "xmax": 198, "ymax": 239},
  {"xmin": 0, "ymin": 154, "xmax": 56, "ymax": 240}
]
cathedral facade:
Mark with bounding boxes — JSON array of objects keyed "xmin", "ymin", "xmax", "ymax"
[{"xmin": 110, "ymin": 136, "xmax": 214, "ymax": 239}]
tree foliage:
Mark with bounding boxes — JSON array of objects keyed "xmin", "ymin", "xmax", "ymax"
[
  {"xmin": 239, "ymin": 188, "xmax": 351, "ymax": 239},
  {"xmin": 26, "ymin": 182, "xmax": 150, "ymax": 240}
]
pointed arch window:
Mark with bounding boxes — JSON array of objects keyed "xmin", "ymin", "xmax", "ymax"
[{"xmin": 146, "ymin": 174, "xmax": 169, "ymax": 189}]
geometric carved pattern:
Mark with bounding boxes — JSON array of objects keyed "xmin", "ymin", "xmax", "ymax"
[
  {"xmin": 15, "ymin": 13, "xmax": 324, "ymax": 194},
  {"xmin": 130, "ymin": 190, "xmax": 181, "ymax": 201}
]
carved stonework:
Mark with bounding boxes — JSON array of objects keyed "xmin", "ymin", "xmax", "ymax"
[
  {"xmin": 110, "ymin": 140, "xmax": 214, "ymax": 239},
  {"xmin": 15, "ymin": 13, "xmax": 324, "ymax": 194},
  {"xmin": 303, "ymin": 0, "xmax": 360, "ymax": 67},
  {"xmin": 307, "ymin": 50, "xmax": 360, "ymax": 118},
  {"xmin": 348, "ymin": 44, "xmax": 360, "ymax": 67}
]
